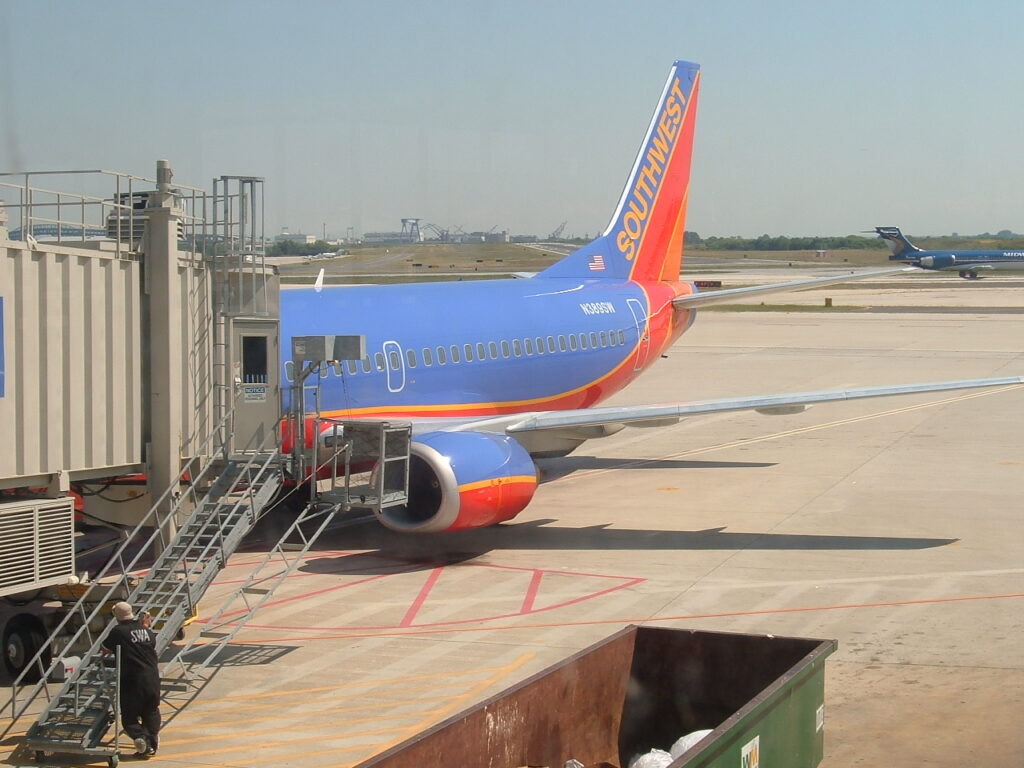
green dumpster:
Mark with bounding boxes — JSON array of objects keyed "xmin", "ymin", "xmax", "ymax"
[{"xmin": 353, "ymin": 625, "xmax": 836, "ymax": 768}]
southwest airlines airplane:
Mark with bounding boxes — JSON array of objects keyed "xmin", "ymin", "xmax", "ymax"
[
  {"xmin": 876, "ymin": 226, "xmax": 1024, "ymax": 279},
  {"xmin": 280, "ymin": 61, "xmax": 1022, "ymax": 534}
]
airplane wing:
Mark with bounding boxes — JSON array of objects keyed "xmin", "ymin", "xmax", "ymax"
[
  {"xmin": 491, "ymin": 376, "xmax": 1023, "ymax": 441},
  {"xmin": 673, "ymin": 267, "xmax": 916, "ymax": 308}
]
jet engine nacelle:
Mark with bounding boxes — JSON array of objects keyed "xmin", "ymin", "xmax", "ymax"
[
  {"xmin": 920, "ymin": 254, "xmax": 956, "ymax": 269},
  {"xmin": 375, "ymin": 431, "xmax": 538, "ymax": 534}
]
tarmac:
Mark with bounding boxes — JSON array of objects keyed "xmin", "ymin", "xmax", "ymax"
[{"xmin": 4, "ymin": 271, "xmax": 1022, "ymax": 768}]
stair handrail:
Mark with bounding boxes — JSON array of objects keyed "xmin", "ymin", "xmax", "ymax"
[{"xmin": 3, "ymin": 405, "xmax": 278, "ymax": 730}]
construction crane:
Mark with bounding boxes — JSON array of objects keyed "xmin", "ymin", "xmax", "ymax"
[{"xmin": 549, "ymin": 221, "xmax": 568, "ymax": 240}]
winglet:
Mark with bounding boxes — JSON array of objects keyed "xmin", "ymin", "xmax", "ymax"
[{"xmin": 314, "ymin": 267, "xmax": 325, "ymax": 293}]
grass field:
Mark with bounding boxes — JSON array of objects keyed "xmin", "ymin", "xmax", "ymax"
[{"xmin": 276, "ymin": 242, "xmax": 894, "ymax": 285}]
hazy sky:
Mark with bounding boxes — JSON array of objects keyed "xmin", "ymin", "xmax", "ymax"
[{"xmin": 1, "ymin": 1, "xmax": 1021, "ymax": 239}]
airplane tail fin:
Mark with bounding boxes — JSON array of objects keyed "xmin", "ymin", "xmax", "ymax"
[
  {"xmin": 538, "ymin": 60, "xmax": 701, "ymax": 282},
  {"xmin": 874, "ymin": 226, "xmax": 921, "ymax": 260}
]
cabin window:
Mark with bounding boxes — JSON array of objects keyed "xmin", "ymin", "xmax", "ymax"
[
  {"xmin": 590, "ymin": 332, "xmax": 599, "ymax": 348},
  {"xmin": 447, "ymin": 345, "xmax": 459, "ymax": 363},
  {"xmin": 569, "ymin": 335, "xmax": 578, "ymax": 352},
  {"xmin": 346, "ymin": 359, "xmax": 357, "ymax": 375},
  {"xmin": 513, "ymin": 339, "xmax": 523, "ymax": 357},
  {"xmin": 464, "ymin": 343, "xmax": 474, "ymax": 362},
  {"xmin": 525, "ymin": 337, "xmax": 535, "ymax": 355},
  {"xmin": 488, "ymin": 341, "xmax": 498, "ymax": 359},
  {"xmin": 423, "ymin": 348, "xmax": 433, "ymax": 366},
  {"xmin": 330, "ymin": 361, "xmax": 343, "ymax": 376},
  {"xmin": 361, "ymin": 356, "xmax": 372, "ymax": 373},
  {"xmin": 600, "ymin": 331, "xmax": 608, "ymax": 347},
  {"xmin": 375, "ymin": 352, "xmax": 386, "ymax": 371},
  {"xmin": 388, "ymin": 350, "xmax": 401, "ymax": 370},
  {"xmin": 406, "ymin": 349, "xmax": 417, "ymax": 368},
  {"xmin": 285, "ymin": 361, "xmax": 295, "ymax": 382},
  {"xmin": 558, "ymin": 335, "xmax": 568, "ymax": 352},
  {"xmin": 477, "ymin": 342, "xmax": 486, "ymax": 359},
  {"xmin": 579, "ymin": 333, "xmax": 589, "ymax": 350},
  {"xmin": 618, "ymin": 330, "xmax": 626, "ymax": 344},
  {"xmin": 546, "ymin": 336, "xmax": 556, "ymax": 353},
  {"xmin": 437, "ymin": 346, "xmax": 447, "ymax": 365},
  {"xmin": 501, "ymin": 340, "xmax": 511, "ymax": 358},
  {"xmin": 319, "ymin": 362, "xmax": 329, "ymax": 378}
]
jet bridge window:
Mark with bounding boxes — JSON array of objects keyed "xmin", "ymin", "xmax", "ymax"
[
  {"xmin": 241, "ymin": 336, "xmax": 269, "ymax": 383},
  {"xmin": 285, "ymin": 361, "xmax": 295, "ymax": 382}
]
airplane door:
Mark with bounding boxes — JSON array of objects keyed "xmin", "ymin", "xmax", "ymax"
[
  {"xmin": 230, "ymin": 319, "xmax": 280, "ymax": 453},
  {"xmin": 625, "ymin": 298, "xmax": 650, "ymax": 371},
  {"xmin": 383, "ymin": 340, "xmax": 406, "ymax": 393}
]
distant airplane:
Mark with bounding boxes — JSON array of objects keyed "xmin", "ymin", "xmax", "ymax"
[
  {"xmin": 875, "ymin": 226, "xmax": 1024, "ymax": 279},
  {"xmin": 280, "ymin": 61, "xmax": 1022, "ymax": 534}
]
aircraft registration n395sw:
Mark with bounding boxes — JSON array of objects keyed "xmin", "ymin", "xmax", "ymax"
[{"xmin": 281, "ymin": 60, "xmax": 1022, "ymax": 534}]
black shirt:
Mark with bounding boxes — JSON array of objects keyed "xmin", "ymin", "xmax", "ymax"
[{"xmin": 103, "ymin": 620, "xmax": 159, "ymax": 687}]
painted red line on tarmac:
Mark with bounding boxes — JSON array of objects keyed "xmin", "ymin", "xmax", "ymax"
[
  {"xmin": 225, "ymin": 592, "xmax": 1024, "ymax": 644},
  {"xmin": 521, "ymin": 570, "xmax": 543, "ymax": 614},
  {"xmin": 401, "ymin": 567, "xmax": 443, "ymax": 627},
  {"xmin": 235, "ymin": 575, "xmax": 645, "ymax": 634}
]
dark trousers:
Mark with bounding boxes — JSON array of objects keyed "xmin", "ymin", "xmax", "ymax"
[{"xmin": 120, "ymin": 685, "xmax": 161, "ymax": 750}]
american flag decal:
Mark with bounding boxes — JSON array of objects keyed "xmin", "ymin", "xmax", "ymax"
[{"xmin": 588, "ymin": 254, "xmax": 606, "ymax": 271}]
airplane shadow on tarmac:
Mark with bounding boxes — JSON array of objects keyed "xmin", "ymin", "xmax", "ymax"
[
  {"xmin": 536, "ymin": 456, "xmax": 777, "ymax": 482},
  {"xmin": 287, "ymin": 516, "xmax": 958, "ymax": 579}
]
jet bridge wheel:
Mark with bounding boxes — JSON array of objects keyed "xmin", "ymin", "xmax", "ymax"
[{"xmin": 107, "ymin": 754, "xmax": 119, "ymax": 767}]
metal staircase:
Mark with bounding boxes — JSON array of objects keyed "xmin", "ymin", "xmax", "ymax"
[
  {"xmin": 165, "ymin": 498, "xmax": 343, "ymax": 679},
  {"xmin": 6, "ymin": 415, "xmax": 284, "ymax": 764}
]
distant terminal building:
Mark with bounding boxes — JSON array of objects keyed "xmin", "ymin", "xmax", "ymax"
[{"xmin": 274, "ymin": 230, "xmax": 316, "ymax": 245}]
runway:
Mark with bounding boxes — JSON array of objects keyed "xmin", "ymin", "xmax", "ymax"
[{"xmin": 4, "ymin": 278, "xmax": 1021, "ymax": 768}]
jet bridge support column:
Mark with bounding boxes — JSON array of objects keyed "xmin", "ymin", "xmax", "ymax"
[{"xmin": 144, "ymin": 160, "xmax": 184, "ymax": 535}]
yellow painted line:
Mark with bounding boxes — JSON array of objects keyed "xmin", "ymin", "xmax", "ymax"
[
  {"xmin": 550, "ymin": 385, "xmax": 1024, "ymax": 484},
  {"xmin": 167, "ymin": 697, "xmax": 453, "ymax": 735},
  {"xmin": 168, "ymin": 678, "xmax": 484, "ymax": 722},
  {"xmin": 162, "ymin": 653, "xmax": 535, "ymax": 768},
  {"xmin": 170, "ymin": 660, "xmax": 518, "ymax": 706},
  {"xmin": 319, "ymin": 652, "xmax": 535, "ymax": 768}
]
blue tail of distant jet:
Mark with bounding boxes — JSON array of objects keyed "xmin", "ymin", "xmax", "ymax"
[
  {"xmin": 875, "ymin": 226, "xmax": 921, "ymax": 261},
  {"xmin": 539, "ymin": 60, "xmax": 701, "ymax": 283}
]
